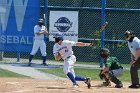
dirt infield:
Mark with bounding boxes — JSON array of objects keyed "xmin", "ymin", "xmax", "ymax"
[{"xmin": 0, "ymin": 78, "xmax": 140, "ymax": 93}]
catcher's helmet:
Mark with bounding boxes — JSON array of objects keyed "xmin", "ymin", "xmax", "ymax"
[
  {"xmin": 124, "ymin": 30, "xmax": 135, "ymax": 41},
  {"xmin": 100, "ymin": 48, "xmax": 110, "ymax": 58},
  {"xmin": 53, "ymin": 33, "xmax": 63, "ymax": 43}
]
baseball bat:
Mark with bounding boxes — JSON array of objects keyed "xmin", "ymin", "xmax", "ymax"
[
  {"xmin": 93, "ymin": 21, "xmax": 108, "ymax": 38},
  {"xmin": 90, "ymin": 22, "xmax": 108, "ymax": 46},
  {"xmin": 99, "ymin": 22, "xmax": 108, "ymax": 33},
  {"xmin": 43, "ymin": 14, "xmax": 49, "ymax": 36},
  {"xmin": 43, "ymin": 14, "xmax": 47, "ymax": 27}
]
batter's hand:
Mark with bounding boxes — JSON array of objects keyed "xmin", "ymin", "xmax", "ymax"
[
  {"xmin": 44, "ymin": 27, "xmax": 49, "ymax": 36},
  {"xmin": 84, "ymin": 43, "xmax": 93, "ymax": 47},
  {"xmin": 89, "ymin": 43, "xmax": 94, "ymax": 47}
]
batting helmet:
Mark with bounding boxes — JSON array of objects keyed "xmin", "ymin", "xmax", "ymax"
[
  {"xmin": 124, "ymin": 30, "xmax": 135, "ymax": 41},
  {"xmin": 100, "ymin": 48, "xmax": 110, "ymax": 58},
  {"xmin": 53, "ymin": 33, "xmax": 63, "ymax": 43}
]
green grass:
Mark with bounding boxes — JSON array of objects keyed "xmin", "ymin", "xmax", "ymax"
[
  {"xmin": 50, "ymin": 59, "xmax": 131, "ymax": 68},
  {"xmin": 38, "ymin": 68, "xmax": 140, "ymax": 82},
  {"xmin": 0, "ymin": 68, "xmax": 29, "ymax": 78}
]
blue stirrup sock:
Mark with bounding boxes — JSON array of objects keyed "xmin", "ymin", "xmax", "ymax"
[
  {"xmin": 42, "ymin": 56, "xmax": 46, "ymax": 64},
  {"xmin": 75, "ymin": 75, "xmax": 86, "ymax": 81},
  {"xmin": 67, "ymin": 72, "xmax": 77, "ymax": 84},
  {"xmin": 29, "ymin": 55, "xmax": 33, "ymax": 63}
]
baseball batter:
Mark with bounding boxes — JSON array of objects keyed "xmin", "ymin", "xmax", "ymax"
[
  {"xmin": 28, "ymin": 19, "xmax": 49, "ymax": 66},
  {"xmin": 53, "ymin": 33, "xmax": 91, "ymax": 88},
  {"xmin": 99, "ymin": 48, "xmax": 123, "ymax": 88},
  {"xmin": 124, "ymin": 30, "xmax": 140, "ymax": 88}
]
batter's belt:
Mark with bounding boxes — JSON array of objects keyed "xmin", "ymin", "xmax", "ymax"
[{"xmin": 64, "ymin": 55, "xmax": 73, "ymax": 60}]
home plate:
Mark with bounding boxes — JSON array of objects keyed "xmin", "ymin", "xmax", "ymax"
[
  {"xmin": 14, "ymin": 89, "xmax": 32, "ymax": 93},
  {"xmin": 6, "ymin": 82, "xmax": 19, "ymax": 85}
]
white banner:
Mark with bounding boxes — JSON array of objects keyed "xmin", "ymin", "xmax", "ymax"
[{"xmin": 49, "ymin": 11, "xmax": 78, "ymax": 41}]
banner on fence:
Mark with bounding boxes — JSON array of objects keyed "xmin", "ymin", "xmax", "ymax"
[
  {"xmin": 0, "ymin": 0, "xmax": 40, "ymax": 52},
  {"xmin": 49, "ymin": 11, "xmax": 78, "ymax": 42}
]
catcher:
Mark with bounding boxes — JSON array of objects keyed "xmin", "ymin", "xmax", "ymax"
[{"xmin": 99, "ymin": 48, "xmax": 123, "ymax": 88}]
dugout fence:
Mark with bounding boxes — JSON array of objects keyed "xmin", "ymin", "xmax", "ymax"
[{"xmin": 1, "ymin": 0, "xmax": 140, "ymax": 66}]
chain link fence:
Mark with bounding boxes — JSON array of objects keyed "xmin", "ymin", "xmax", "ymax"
[
  {"xmin": 46, "ymin": 0, "xmax": 140, "ymax": 64},
  {"xmin": 1, "ymin": 0, "xmax": 140, "ymax": 65}
]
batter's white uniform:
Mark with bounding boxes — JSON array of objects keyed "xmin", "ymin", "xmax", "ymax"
[
  {"xmin": 30, "ymin": 25, "xmax": 46, "ymax": 56},
  {"xmin": 53, "ymin": 40, "xmax": 76, "ymax": 76}
]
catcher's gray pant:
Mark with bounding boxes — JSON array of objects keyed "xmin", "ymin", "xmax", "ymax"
[
  {"xmin": 109, "ymin": 68, "xmax": 124, "ymax": 77},
  {"xmin": 130, "ymin": 61, "xmax": 140, "ymax": 85}
]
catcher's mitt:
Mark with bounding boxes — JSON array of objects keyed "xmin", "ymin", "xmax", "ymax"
[
  {"xmin": 99, "ymin": 69, "xmax": 109, "ymax": 80},
  {"xmin": 99, "ymin": 70, "xmax": 104, "ymax": 80}
]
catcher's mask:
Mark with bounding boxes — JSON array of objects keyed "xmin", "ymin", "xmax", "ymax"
[
  {"xmin": 53, "ymin": 33, "xmax": 63, "ymax": 43},
  {"xmin": 124, "ymin": 30, "xmax": 135, "ymax": 42},
  {"xmin": 38, "ymin": 19, "xmax": 44, "ymax": 26},
  {"xmin": 100, "ymin": 48, "xmax": 110, "ymax": 58}
]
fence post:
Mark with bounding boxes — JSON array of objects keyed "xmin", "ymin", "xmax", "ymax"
[
  {"xmin": 100, "ymin": 0, "xmax": 106, "ymax": 68},
  {"xmin": 44, "ymin": 0, "xmax": 48, "ymax": 26}
]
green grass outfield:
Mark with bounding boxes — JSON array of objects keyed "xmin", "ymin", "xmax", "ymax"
[
  {"xmin": 51, "ymin": 60, "xmax": 131, "ymax": 68},
  {"xmin": 38, "ymin": 68, "xmax": 140, "ymax": 82},
  {"xmin": 0, "ymin": 68, "xmax": 29, "ymax": 78}
]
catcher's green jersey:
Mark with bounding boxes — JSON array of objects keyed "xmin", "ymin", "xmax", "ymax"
[{"xmin": 105, "ymin": 57, "xmax": 123, "ymax": 70}]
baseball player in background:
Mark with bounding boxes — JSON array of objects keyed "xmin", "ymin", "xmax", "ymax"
[
  {"xmin": 28, "ymin": 19, "xmax": 49, "ymax": 66},
  {"xmin": 99, "ymin": 48, "xmax": 123, "ymax": 88},
  {"xmin": 53, "ymin": 33, "xmax": 91, "ymax": 88},
  {"xmin": 124, "ymin": 30, "xmax": 140, "ymax": 88}
]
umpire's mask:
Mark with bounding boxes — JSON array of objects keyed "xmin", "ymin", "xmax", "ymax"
[{"xmin": 124, "ymin": 30, "xmax": 135, "ymax": 42}]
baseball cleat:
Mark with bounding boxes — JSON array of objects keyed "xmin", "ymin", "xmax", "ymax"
[
  {"xmin": 85, "ymin": 77, "xmax": 91, "ymax": 89},
  {"xmin": 42, "ymin": 63, "xmax": 48, "ymax": 66},
  {"xmin": 128, "ymin": 84, "xmax": 140, "ymax": 88},
  {"xmin": 115, "ymin": 83, "xmax": 123, "ymax": 88},
  {"xmin": 73, "ymin": 84, "xmax": 79, "ymax": 88},
  {"xmin": 102, "ymin": 81, "xmax": 111, "ymax": 86},
  {"xmin": 28, "ymin": 62, "xmax": 32, "ymax": 66}
]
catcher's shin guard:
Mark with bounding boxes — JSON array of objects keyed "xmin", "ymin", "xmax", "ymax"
[
  {"xmin": 102, "ymin": 81, "xmax": 111, "ymax": 86},
  {"xmin": 109, "ymin": 72, "xmax": 123, "ymax": 88},
  {"xmin": 102, "ymin": 73, "xmax": 111, "ymax": 86}
]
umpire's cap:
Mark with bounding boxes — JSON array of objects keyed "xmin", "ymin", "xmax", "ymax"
[{"xmin": 53, "ymin": 33, "xmax": 63, "ymax": 43}]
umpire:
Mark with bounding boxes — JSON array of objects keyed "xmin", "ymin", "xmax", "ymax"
[{"xmin": 124, "ymin": 30, "xmax": 140, "ymax": 88}]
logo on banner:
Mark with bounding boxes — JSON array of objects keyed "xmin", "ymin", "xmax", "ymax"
[
  {"xmin": 54, "ymin": 17, "xmax": 72, "ymax": 32},
  {"xmin": 0, "ymin": 0, "xmax": 28, "ymax": 32}
]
